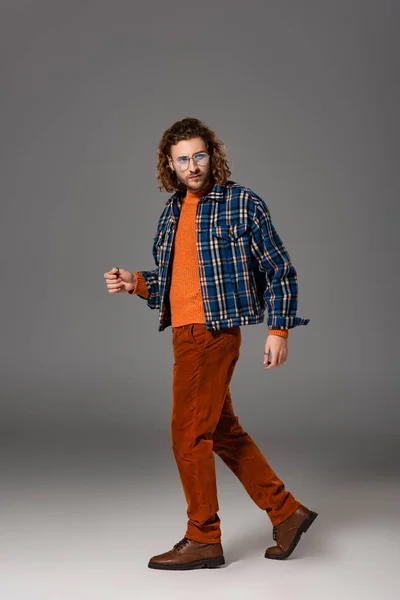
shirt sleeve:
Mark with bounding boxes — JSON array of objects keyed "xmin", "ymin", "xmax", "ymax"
[
  {"xmin": 128, "ymin": 268, "xmax": 160, "ymax": 309},
  {"xmin": 126, "ymin": 207, "xmax": 170, "ymax": 310},
  {"xmin": 250, "ymin": 198, "xmax": 310, "ymax": 330}
]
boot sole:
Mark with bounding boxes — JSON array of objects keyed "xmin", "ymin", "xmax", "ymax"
[
  {"xmin": 148, "ymin": 555, "xmax": 225, "ymax": 570},
  {"xmin": 264, "ymin": 510, "xmax": 318, "ymax": 560}
]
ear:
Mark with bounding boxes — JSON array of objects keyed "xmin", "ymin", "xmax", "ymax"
[{"xmin": 167, "ymin": 156, "xmax": 174, "ymax": 171}]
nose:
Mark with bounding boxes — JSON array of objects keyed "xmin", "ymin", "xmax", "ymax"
[{"xmin": 188, "ymin": 158, "xmax": 201, "ymax": 172}]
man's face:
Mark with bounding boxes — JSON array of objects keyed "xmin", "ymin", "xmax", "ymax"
[{"xmin": 168, "ymin": 137, "xmax": 212, "ymax": 193}]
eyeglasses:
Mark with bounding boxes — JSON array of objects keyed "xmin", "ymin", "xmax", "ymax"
[{"xmin": 170, "ymin": 151, "xmax": 210, "ymax": 171}]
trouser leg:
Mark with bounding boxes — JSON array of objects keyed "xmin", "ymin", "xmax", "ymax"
[
  {"xmin": 212, "ymin": 386, "xmax": 301, "ymax": 526},
  {"xmin": 170, "ymin": 323, "xmax": 240, "ymax": 543}
]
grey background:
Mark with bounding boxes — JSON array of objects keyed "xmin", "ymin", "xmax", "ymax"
[{"xmin": 1, "ymin": 1, "xmax": 399, "ymax": 599}]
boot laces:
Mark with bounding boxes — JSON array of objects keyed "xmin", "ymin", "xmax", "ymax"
[
  {"xmin": 272, "ymin": 526, "xmax": 277, "ymax": 541},
  {"xmin": 173, "ymin": 537, "xmax": 190, "ymax": 551}
]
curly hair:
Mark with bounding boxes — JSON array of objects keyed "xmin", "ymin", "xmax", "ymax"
[{"xmin": 156, "ymin": 117, "xmax": 232, "ymax": 193}]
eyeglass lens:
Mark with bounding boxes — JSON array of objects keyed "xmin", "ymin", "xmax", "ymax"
[{"xmin": 174, "ymin": 153, "xmax": 209, "ymax": 170}]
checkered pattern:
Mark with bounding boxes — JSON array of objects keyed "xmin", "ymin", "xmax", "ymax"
[{"xmin": 136, "ymin": 180, "xmax": 310, "ymax": 332}]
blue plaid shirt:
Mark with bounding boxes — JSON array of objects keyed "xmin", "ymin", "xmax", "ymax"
[{"xmin": 136, "ymin": 180, "xmax": 310, "ymax": 332}]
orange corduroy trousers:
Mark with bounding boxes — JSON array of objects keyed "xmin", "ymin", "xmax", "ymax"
[{"xmin": 171, "ymin": 323, "xmax": 301, "ymax": 544}]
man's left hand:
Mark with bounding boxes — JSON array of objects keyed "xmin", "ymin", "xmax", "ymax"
[{"xmin": 264, "ymin": 335, "xmax": 288, "ymax": 370}]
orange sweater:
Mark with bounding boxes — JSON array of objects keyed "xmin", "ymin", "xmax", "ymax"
[
  {"xmin": 168, "ymin": 190, "xmax": 206, "ymax": 326},
  {"xmin": 130, "ymin": 189, "xmax": 288, "ymax": 338}
]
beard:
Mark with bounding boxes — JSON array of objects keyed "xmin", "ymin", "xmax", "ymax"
[
  {"xmin": 186, "ymin": 174, "xmax": 202, "ymax": 186},
  {"xmin": 174, "ymin": 170, "xmax": 212, "ymax": 194}
]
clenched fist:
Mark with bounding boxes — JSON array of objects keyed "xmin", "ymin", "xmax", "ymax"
[{"xmin": 104, "ymin": 267, "xmax": 136, "ymax": 294}]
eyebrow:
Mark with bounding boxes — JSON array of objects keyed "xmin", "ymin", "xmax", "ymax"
[{"xmin": 175, "ymin": 151, "xmax": 207, "ymax": 159}]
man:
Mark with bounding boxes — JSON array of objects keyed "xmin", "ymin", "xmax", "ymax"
[{"xmin": 104, "ymin": 117, "xmax": 317, "ymax": 570}]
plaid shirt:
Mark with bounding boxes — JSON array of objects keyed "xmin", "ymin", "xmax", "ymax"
[{"xmin": 136, "ymin": 180, "xmax": 310, "ymax": 332}]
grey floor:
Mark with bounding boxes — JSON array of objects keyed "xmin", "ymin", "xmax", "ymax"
[{"xmin": 1, "ymin": 432, "xmax": 399, "ymax": 600}]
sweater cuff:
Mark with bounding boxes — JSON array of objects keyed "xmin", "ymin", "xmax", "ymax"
[
  {"xmin": 128, "ymin": 272, "xmax": 150, "ymax": 298},
  {"xmin": 268, "ymin": 328, "xmax": 289, "ymax": 339}
]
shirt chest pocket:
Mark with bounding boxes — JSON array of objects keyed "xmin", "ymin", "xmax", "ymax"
[{"xmin": 211, "ymin": 223, "xmax": 249, "ymax": 244}]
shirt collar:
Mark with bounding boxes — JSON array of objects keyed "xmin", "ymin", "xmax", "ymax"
[{"xmin": 165, "ymin": 180, "xmax": 235, "ymax": 205}]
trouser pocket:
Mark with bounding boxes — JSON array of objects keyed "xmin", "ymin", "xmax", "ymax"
[{"xmin": 190, "ymin": 323, "xmax": 208, "ymax": 348}]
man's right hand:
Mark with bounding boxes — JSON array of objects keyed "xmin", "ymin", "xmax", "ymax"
[{"xmin": 104, "ymin": 267, "xmax": 136, "ymax": 294}]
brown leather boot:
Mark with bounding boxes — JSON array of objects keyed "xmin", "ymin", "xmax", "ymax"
[
  {"xmin": 265, "ymin": 504, "xmax": 318, "ymax": 560},
  {"xmin": 148, "ymin": 537, "xmax": 225, "ymax": 570}
]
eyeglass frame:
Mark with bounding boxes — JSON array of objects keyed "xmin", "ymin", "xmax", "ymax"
[{"xmin": 168, "ymin": 151, "xmax": 210, "ymax": 172}]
